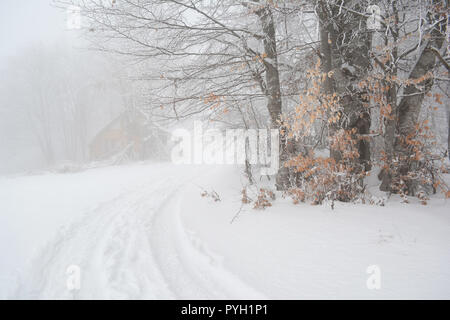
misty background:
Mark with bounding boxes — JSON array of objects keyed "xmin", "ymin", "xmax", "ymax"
[{"xmin": 0, "ymin": 0, "xmax": 139, "ymax": 174}]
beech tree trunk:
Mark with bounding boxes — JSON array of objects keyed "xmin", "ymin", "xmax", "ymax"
[
  {"xmin": 256, "ymin": 6, "xmax": 289, "ymax": 190},
  {"xmin": 317, "ymin": 0, "xmax": 372, "ymax": 171},
  {"xmin": 448, "ymin": 106, "xmax": 450, "ymax": 160},
  {"xmin": 390, "ymin": 7, "xmax": 447, "ymax": 194}
]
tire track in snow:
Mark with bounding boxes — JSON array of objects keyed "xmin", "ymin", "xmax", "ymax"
[
  {"xmin": 17, "ymin": 179, "xmax": 175, "ymax": 299},
  {"xmin": 148, "ymin": 190, "xmax": 266, "ymax": 299},
  {"xmin": 15, "ymin": 168, "xmax": 264, "ymax": 299}
]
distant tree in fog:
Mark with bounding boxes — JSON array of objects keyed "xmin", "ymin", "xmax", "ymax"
[{"xmin": 0, "ymin": 43, "xmax": 129, "ymax": 170}]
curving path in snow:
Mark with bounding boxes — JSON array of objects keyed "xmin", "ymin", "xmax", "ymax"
[
  {"xmin": 14, "ymin": 168, "xmax": 264, "ymax": 299},
  {"xmin": 4, "ymin": 163, "xmax": 450, "ymax": 299}
]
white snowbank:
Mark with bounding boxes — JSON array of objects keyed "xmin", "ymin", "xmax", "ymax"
[{"xmin": 181, "ymin": 167, "xmax": 450, "ymax": 299}]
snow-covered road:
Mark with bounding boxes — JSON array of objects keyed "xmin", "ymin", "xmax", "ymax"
[
  {"xmin": 1, "ymin": 163, "xmax": 449, "ymax": 299},
  {"xmin": 4, "ymin": 164, "xmax": 263, "ymax": 299},
  {"xmin": 20, "ymin": 178, "xmax": 182, "ymax": 299}
]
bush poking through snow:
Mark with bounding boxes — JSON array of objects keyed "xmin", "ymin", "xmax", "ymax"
[
  {"xmin": 241, "ymin": 188, "xmax": 252, "ymax": 204},
  {"xmin": 200, "ymin": 190, "xmax": 221, "ymax": 202},
  {"xmin": 240, "ymin": 186, "xmax": 275, "ymax": 210},
  {"xmin": 368, "ymin": 195, "xmax": 386, "ymax": 207},
  {"xmin": 417, "ymin": 191, "xmax": 429, "ymax": 206},
  {"xmin": 253, "ymin": 188, "xmax": 275, "ymax": 210},
  {"xmin": 287, "ymin": 188, "xmax": 306, "ymax": 205}
]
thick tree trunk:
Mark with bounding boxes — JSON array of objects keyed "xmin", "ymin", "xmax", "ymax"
[
  {"xmin": 448, "ymin": 106, "xmax": 450, "ymax": 160},
  {"xmin": 379, "ymin": 83, "xmax": 398, "ymax": 191},
  {"xmin": 256, "ymin": 6, "xmax": 289, "ymax": 190},
  {"xmin": 397, "ymin": 54, "xmax": 445, "ymax": 140},
  {"xmin": 317, "ymin": 0, "xmax": 372, "ymax": 171},
  {"xmin": 392, "ymin": 8, "xmax": 446, "ymax": 194}
]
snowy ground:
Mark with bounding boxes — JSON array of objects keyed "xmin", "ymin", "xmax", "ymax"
[{"xmin": 0, "ymin": 162, "xmax": 449, "ymax": 299}]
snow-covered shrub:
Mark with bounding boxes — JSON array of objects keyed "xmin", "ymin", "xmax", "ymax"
[
  {"xmin": 282, "ymin": 61, "xmax": 369, "ymax": 204},
  {"xmin": 286, "ymin": 151, "xmax": 367, "ymax": 205},
  {"xmin": 240, "ymin": 185, "xmax": 275, "ymax": 210},
  {"xmin": 379, "ymin": 119, "xmax": 449, "ymax": 198},
  {"xmin": 200, "ymin": 189, "xmax": 221, "ymax": 202},
  {"xmin": 253, "ymin": 188, "xmax": 275, "ymax": 210}
]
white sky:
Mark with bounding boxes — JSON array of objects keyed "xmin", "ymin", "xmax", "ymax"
[{"xmin": 0, "ymin": 0, "xmax": 69, "ymax": 66}]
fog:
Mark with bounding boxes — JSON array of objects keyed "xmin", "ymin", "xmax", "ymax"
[
  {"xmin": 0, "ymin": 0, "xmax": 449, "ymax": 301},
  {"xmin": 0, "ymin": 1, "xmax": 140, "ymax": 174},
  {"xmin": 0, "ymin": 0, "xmax": 65, "ymax": 62}
]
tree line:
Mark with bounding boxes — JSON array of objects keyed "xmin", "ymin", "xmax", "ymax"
[{"xmin": 57, "ymin": 0, "xmax": 449, "ymax": 202}]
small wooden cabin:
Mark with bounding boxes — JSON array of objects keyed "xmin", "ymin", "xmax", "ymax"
[{"xmin": 89, "ymin": 111, "xmax": 168, "ymax": 161}]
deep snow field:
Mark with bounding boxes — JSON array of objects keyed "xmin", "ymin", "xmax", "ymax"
[{"xmin": 0, "ymin": 162, "xmax": 449, "ymax": 299}]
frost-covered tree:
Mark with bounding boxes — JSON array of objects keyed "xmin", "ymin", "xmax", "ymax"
[
  {"xmin": 55, "ymin": 0, "xmax": 448, "ymax": 200},
  {"xmin": 0, "ymin": 44, "xmax": 128, "ymax": 169},
  {"xmin": 56, "ymin": 0, "xmax": 320, "ymax": 189}
]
